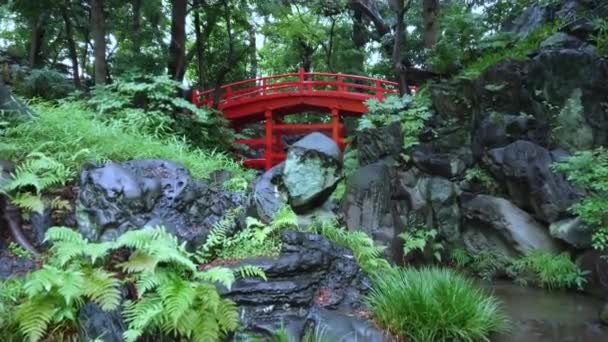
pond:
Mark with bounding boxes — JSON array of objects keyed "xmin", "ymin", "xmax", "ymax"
[{"xmin": 488, "ymin": 281, "xmax": 608, "ymax": 342}]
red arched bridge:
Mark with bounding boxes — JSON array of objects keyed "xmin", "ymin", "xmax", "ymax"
[{"xmin": 192, "ymin": 68, "xmax": 400, "ymax": 170}]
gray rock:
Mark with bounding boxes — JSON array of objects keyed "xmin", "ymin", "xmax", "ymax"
[
  {"xmin": 461, "ymin": 194, "xmax": 562, "ymax": 258},
  {"xmin": 549, "ymin": 217, "xmax": 593, "ymax": 249},
  {"xmin": 78, "ymin": 302, "xmax": 125, "ymax": 342},
  {"xmin": 221, "ymin": 231, "xmax": 370, "ymax": 328},
  {"xmin": 540, "ymin": 32, "xmax": 596, "ymax": 52},
  {"xmin": 576, "ymin": 250, "xmax": 608, "ymax": 298},
  {"xmin": 412, "ymin": 144, "xmax": 473, "ymax": 178},
  {"xmin": 251, "ymin": 162, "xmax": 287, "ymax": 223},
  {"xmin": 76, "ymin": 159, "xmax": 244, "ymax": 247},
  {"xmin": 601, "ymin": 303, "xmax": 608, "ymax": 326},
  {"xmin": 342, "ymin": 161, "xmax": 401, "ymax": 261},
  {"xmin": 472, "ymin": 113, "xmax": 549, "ymax": 160},
  {"xmin": 485, "ymin": 141, "xmax": 582, "ymax": 223},
  {"xmin": 356, "ymin": 121, "xmax": 402, "ymax": 166},
  {"xmin": 506, "ymin": 4, "xmax": 553, "ymax": 39},
  {"xmin": 282, "ymin": 133, "xmax": 342, "ymax": 213}
]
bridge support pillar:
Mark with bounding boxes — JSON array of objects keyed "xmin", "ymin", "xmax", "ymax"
[
  {"xmin": 264, "ymin": 109, "xmax": 274, "ymax": 170},
  {"xmin": 331, "ymin": 108, "xmax": 343, "ymax": 150}
]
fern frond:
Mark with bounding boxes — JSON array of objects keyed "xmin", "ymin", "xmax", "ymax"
[
  {"xmin": 216, "ymin": 299, "xmax": 239, "ymax": 333},
  {"xmin": 119, "ymin": 250, "xmax": 160, "ymax": 274},
  {"xmin": 191, "ymin": 314, "xmax": 220, "ymax": 342},
  {"xmin": 11, "ymin": 192, "xmax": 45, "ymax": 214},
  {"xmin": 82, "ymin": 268, "xmax": 121, "ymax": 311},
  {"xmin": 16, "ymin": 297, "xmax": 58, "ymax": 342},
  {"xmin": 235, "ymin": 265, "xmax": 267, "ymax": 281},
  {"xmin": 157, "ymin": 275, "xmax": 196, "ymax": 324},
  {"xmin": 195, "ymin": 267, "xmax": 235, "ymax": 290},
  {"xmin": 270, "ymin": 206, "xmax": 298, "ymax": 230},
  {"xmin": 122, "ymin": 295, "xmax": 163, "ymax": 337},
  {"xmin": 134, "ymin": 271, "xmax": 165, "ymax": 297}
]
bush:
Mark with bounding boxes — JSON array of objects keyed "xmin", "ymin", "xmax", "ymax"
[
  {"xmin": 554, "ymin": 148, "xmax": 608, "ymax": 251},
  {"xmin": 507, "ymin": 251, "xmax": 587, "ymax": 290},
  {"xmin": 0, "ymin": 101, "xmax": 252, "ymax": 185},
  {"xmin": 15, "ymin": 68, "xmax": 74, "ymax": 101},
  {"xmin": 366, "ymin": 267, "xmax": 509, "ymax": 342}
]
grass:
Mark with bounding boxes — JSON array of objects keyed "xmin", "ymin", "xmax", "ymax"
[
  {"xmin": 0, "ymin": 101, "xmax": 253, "ymax": 185},
  {"xmin": 365, "ymin": 267, "xmax": 509, "ymax": 342},
  {"xmin": 507, "ymin": 251, "xmax": 588, "ymax": 290}
]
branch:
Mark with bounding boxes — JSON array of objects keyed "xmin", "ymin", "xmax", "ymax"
[{"xmin": 349, "ymin": 0, "xmax": 390, "ymax": 36}]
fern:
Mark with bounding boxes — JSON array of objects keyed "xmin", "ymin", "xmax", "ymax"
[{"xmin": 236, "ymin": 265, "xmax": 267, "ymax": 281}]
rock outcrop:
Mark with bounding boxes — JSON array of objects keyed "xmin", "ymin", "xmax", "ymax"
[
  {"xmin": 282, "ymin": 133, "xmax": 342, "ymax": 213},
  {"xmin": 76, "ymin": 159, "xmax": 244, "ymax": 247},
  {"xmin": 461, "ymin": 194, "xmax": 562, "ymax": 258}
]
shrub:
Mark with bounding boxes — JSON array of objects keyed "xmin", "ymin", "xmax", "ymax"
[
  {"xmin": 360, "ymin": 89, "xmax": 432, "ymax": 150},
  {"xmin": 0, "ymin": 102, "xmax": 253, "ymax": 185},
  {"xmin": 11, "ymin": 226, "xmax": 265, "ymax": 341},
  {"xmin": 15, "ymin": 68, "xmax": 74, "ymax": 101},
  {"xmin": 553, "ymin": 148, "xmax": 608, "ymax": 251},
  {"xmin": 507, "ymin": 251, "xmax": 587, "ymax": 290},
  {"xmin": 366, "ymin": 267, "xmax": 509, "ymax": 342},
  {"xmin": 399, "ymin": 227, "xmax": 444, "ymax": 263}
]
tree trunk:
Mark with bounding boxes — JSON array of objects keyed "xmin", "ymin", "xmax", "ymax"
[
  {"xmin": 132, "ymin": 0, "xmax": 143, "ymax": 54},
  {"xmin": 193, "ymin": 1, "xmax": 205, "ymax": 87},
  {"xmin": 168, "ymin": 0, "xmax": 187, "ymax": 82},
  {"xmin": 248, "ymin": 23, "xmax": 257, "ymax": 78},
  {"xmin": 326, "ymin": 17, "xmax": 336, "ymax": 71},
  {"xmin": 61, "ymin": 3, "xmax": 81, "ymax": 89},
  {"xmin": 422, "ymin": 0, "xmax": 440, "ymax": 49},
  {"xmin": 91, "ymin": 0, "xmax": 107, "ymax": 85},
  {"xmin": 28, "ymin": 18, "xmax": 46, "ymax": 68},
  {"xmin": 390, "ymin": 0, "xmax": 411, "ymax": 95}
]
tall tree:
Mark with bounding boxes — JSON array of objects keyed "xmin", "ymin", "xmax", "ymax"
[
  {"xmin": 168, "ymin": 0, "xmax": 187, "ymax": 81},
  {"xmin": 28, "ymin": 15, "xmax": 46, "ymax": 68},
  {"xmin": 422, "ymin": 0, "xmax": 440, "ymax": 49},
  {"xmin": 91, "ymin": 0, "xmax": 107, "ymax": 85},
  {"xmin": 389, "ymin": 0, "xmax": 413, "ymax": 94},
  {"xmin": 60, "ymin": 1, "xmax": 81, "ymax": 88}
]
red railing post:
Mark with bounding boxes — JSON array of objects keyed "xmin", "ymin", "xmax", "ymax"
[
  {"xmin": 225, "ymin": 86, "xmax": 233, "ymax": 101},
  {"xmin": 331, "ymin": 108, "xmax": 340, "ymax": 148},
  {"xmin": 264, "ymin": 109, "xmax": 274, "ymax": 170},
  {"xmin": 262, "ymin": 78, "xmax": 267, "ymax": 96},
  {"xmin": 298, "ymin": 67, "xmax": 305, "ymax": 92},
  {"xmin": 337, "ymin": 74, "xmax": 344, "ymax": 92},
  {"xmin": 375, "ymin": 80, "xmax": 385, "ymax": 101}
]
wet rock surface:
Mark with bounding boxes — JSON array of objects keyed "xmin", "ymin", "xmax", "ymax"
[
  {"xmin": 485, "ymin": 141, "xmax": 582, "ymax": 223},
  {"xmin": 461, "ymin": 194, "xmax": 562, "ymax": 258},
  {"xmin": 282, "ymin": 133, "xmax": 342, "ymax": 213},
  {"xmin": 250, "ymin": 162, "xmax": 287, "ymax": 223},
  {"xmin": 222, "ymin": 231, "xmax": 371, "ymax": 332},
  {"xmin": 76, "ymin": 159, "xmax": 244, "ymax": 247}
]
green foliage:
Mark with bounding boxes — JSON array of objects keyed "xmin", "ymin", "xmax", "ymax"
[
  {"xmin": 592, "ymin": 18, "xmax": 608, "ymax": 55},
  {"xmin": 8, "ymin": 242, "xmax": 33, "ymax": 259},
  {"xmin": 361, "ymin": 89, "xmax": 432, "ymax": 150},
  {"xmin": 464, "ymin": 167, "xmax": 498, "ymax": 193},
  {"xmin": 554, "ymin": 148, "xmax": 608, "ymax": 251},
  {"xmin": 306, "ymin": 220, "xmax": 390, "ymax": 274},
  {"xmin": 399, "ymin": 228, "xmax": 444, "ymax": 263},
  {"xmin": 507, "ymin": 251, "xmax": 588, "ymax": 290},
  {"xmin": 197, "ymin": 206, "xmax": 298, "ymax": 263},
  {"xmin": 449, "ymin": 248, "xmax": 509, "ymax": 281},
  {"xmin": 0, "ymin": 101, "xmax": 252, "ymax": 184},
  {"xmin": 331, "ymin": 144, "xmax": 358, "ymax": 201},
  {"xmin": 0, "ymin": 277, "xmax": 25, "ymax": 340},
  {"xmin": 460, "ymin": 23, "xmax": 560, "ymax": 79},
  {"xmin": 0, "ymin": 152, "xmax": 73, "ymax": 214},
  {"xmin": 11, "ymin": 226, "xmax": 265, "ymax": 341},
  {"xmin": 15, "ymin": 68, "xmax": 75, "ymax": 101},
  {"xmin": 87, "ymin": 75, "xmax": 234, "ymax": 150},
  {"xmin": 366, "ymin": 267, "xmax": 509, "ymax": 342}
]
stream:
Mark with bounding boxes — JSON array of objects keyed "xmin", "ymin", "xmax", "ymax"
[{"xmin": 488, "ymin": 281, "xmax": 608, "ymax": 342}]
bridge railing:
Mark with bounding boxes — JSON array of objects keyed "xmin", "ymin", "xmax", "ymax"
[{"xmin": 192, "ymin": 68, "xmax": 399, "ymax": 108}]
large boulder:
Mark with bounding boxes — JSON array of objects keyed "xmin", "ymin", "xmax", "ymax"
[
  {"xmin": 282, "ymin": 133, "xmax": 342, "ymax": 213},
  {"xmin": 356, "ymin": 121, "xmax": 402, "ymax": 166},
  {"xmin": 342, "ymin": 161, "xmax": 401, "ymax": 261},
  {"xmin": 484, "ymin": 140, "xmax": 582, "ymax": 223},
  {"xmin": 76, "ymin": 160, "xmax": 244, "ymax": 247},
  {"xmin": 461, "ymin": 194, "xmax": 562, "ymax": 258},
  {"xmin": 472, "ymin": 113, "xmax": 550, "ymax": 160},
  {"xmin": 411, "ymin": 144, "xmax": 472, "ymax": 179},
  {"xmin": 576, "ymin": 250, "xmax": 608, "ymax": 298},
  {"xmin": 549, "ymin": 217, "xmax": 593, "ymax": 249},
  {"xmin": 221, "ymin": 231, "xmax": 370, "ymax": 330},
  {"xmin": 250, "ymin": 162, "xmax": 287, "ymax": 223}
]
